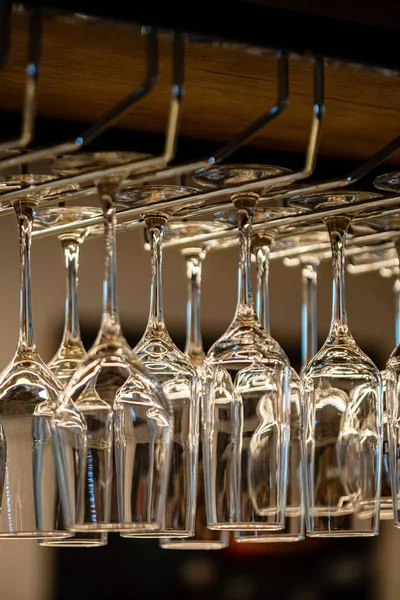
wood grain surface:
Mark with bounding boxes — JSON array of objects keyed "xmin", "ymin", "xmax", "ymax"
[{"xmin": 2, "ymin": 12, "xmax": 400, "ymax": 167}]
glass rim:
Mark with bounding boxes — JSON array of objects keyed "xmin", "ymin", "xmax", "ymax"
[
  {"xmin": 289, "ymin": 190, "xmax": 382, "ymax": 211},
  {"xmin": 52, "ymin": 151, "xmax": 152, "ymax": 176},
  {"xmin": 214, "ymin": 205, "xmax": 305, "ymax": 226},
  {"xmin": 193, "ymin": 163, "xmax": 292, "ymax": 188},
  {"xmin": 374, "ymin": 171, "xmax": 400, "ymax": 193},
  {"xmin": 33, "ymin": 206, "xmax": 103, "ymax": 231}
]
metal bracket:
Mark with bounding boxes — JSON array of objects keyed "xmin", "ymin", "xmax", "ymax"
[
  {"xmin": 209, "ymin": 50, "xmax": 289, "ymax": 164},
  {"xmin": 0, "ymin": 25, "xmax": 159, "ymax": 169},
  {"xmin": 125, "ymin": 54, "xmax": 324, "ymax": 194},
  {"xmin": 163, "ymin": 32, "xmax": 185, "ymax": 163},
  {"xmin": 0, "ymin": 5, "xmax": 42, "ymax": 151}
]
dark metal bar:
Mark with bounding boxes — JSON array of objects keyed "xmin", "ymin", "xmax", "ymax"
[
  {"xmin": 262, "ymin": 134, "xmax": 400, "ymax": 205},
  {"xmin": 164, "ymin": 32, "xmax": 185, "ymax": 162},
  {"xmin": 0, "ymin": 5, "xmax": 42, "ymax": 150},
  {"xmin": 210, "ymin": 51, "xmax": 289, "ymax": 164},
  {"xmin": 0, "ymin": 26, "xmax": 159, "ymax": 167}
]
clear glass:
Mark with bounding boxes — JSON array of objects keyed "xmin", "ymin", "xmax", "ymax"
[
  {"xmin": 34, "ymin": 207, "xmax": 102, "ymax": 384},
  {"xmin": 0, "ymin": 176, "xmax": 70, "ymax": 539},
  {"xmin": 382, "ymin": 249, "xmax": 400, "ymax": 525},
  {"xmin": 301, "ymin": 260, "xmax": 319, "ymax": 375},
  {"xmin": 347, "ymin": 248, "xmax": 397, "ymax": 521},
  {"xmin": 51, "ymin": 153, "xmax": 172, "ymax": 533},
  {"xmin": 351, "ymin": 189, "xmax": 400, "ymax": 523},
  {"xmin": 116, "ymin": 187, "xmax": 200, "ymax": 539},
  {"xmin": 34, "ymin": 206, "xmax": 108, "ymax": 547},
  {"xmin": 386, "ymin": 276, "xmax": 400, "ymax": 522},
  {"xmin": 160, "ymin": 237, "xmax": 229, "ymax": 550},
  {"xmin": 374, "ymin": 172, "xmax": 400, "ymax": 523},
  {"xmin": 235, "ymin": 225, "xmax": 305, "ymax": 543},
  {"xmin": 290, "ymin": 192, "xmax": 382, "ymax": 537},
  {"xmin": 194, "ymin": 165, "xmax": 292, "ymax": 531}
]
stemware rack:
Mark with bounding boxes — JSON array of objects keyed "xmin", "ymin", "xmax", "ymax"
[
  {"xmin": 0, "ymin": 4, "xmax": 400, "ymax": 261},
  {"xmin": 0, "ymin": 1, "xmax": 399, "ymax": 552}
]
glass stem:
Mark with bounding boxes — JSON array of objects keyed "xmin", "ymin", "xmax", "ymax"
[
  {"xmin": 255, "ymin": 245, "xmax": 271, "ymax": 335},
  {"xmin": 98, "ymin": 183, "xmax": 121, "ymax": 340},
  {"xmin": 146, "ymin": 216, "xmax": 167, "ymax": 334},
  {"xmin": 234, "ymin": 195, "xmax": 257, "ymax": 323},
  {"xmin": 326, "ymin": 217, "xmax": 350, "ymax": 338},
  {"xmin": 394, "ymin": 242, "xmax": 400, "ymax": 346},
  {"xmin": 15, "ymin": 200, "xmax": 36, "ymax": 354},
  {"xmin": 301, "ymin": 261, "xmax": 319, "ymax": 371},
  {"xmin": 60, "ymin": 236, "xmax": 82, "ymax": 349},
  {"xmin": 394, "ymin": 276, "xmax": 400, "ymax": 347},
  {"xmin": 184, "ymin": 249, "xmax": 205, "ymax": 366}
]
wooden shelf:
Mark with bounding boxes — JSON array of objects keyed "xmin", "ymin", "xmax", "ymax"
[{"xmin": 3, "ymin": 11, "xmax": 400, "ymax": 167}]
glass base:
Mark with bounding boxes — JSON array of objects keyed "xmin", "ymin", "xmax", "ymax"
[
  {"xmin": 0, "ymin": 531, "xmax": 72, "ymax": 539},
  {"xmin": 122, "ymin": 530, "xmax": 194, "ymax": 539},
  {"xmin": 234, "ymin": 534, "xmax": 304, "ymax": 543},
  {"xmin": 160, "ymin": 540, "xmax": 227, "ymax": 550},
  {"xmin": 307, "ymin": 510, "xmax": 379, "ymax": 536},
  {"xmin": 208, "ymin": 522, "xmax": 283, "ymax": 531},
  {"xmin": 71, "ymin": 523, "xmax": 159, "ymax": 533},
  {"xmin": 40, "ymin": 538, "xmax": 107, "ymax": 548},
  {"xmin": 308, "ymin": 531, "xmax": 378, "ymax": 538}
]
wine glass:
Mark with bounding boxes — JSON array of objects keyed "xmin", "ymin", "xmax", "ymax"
[
  {"xmin": 0, "ymin": 175, "xmax": 71, "ymax": 539},
  {"xmin": 34, "ymin": 205, "xmax": 108, "ymax": 547},
  {"xmin": 115, "ymin": 186, "xmax": 202, "ymax": 539},
  {"xmin": 157, "ymin": 222, "xmax": 230, "ymax": 550},
  {"xmin": 193, "ymin": 164, "xmax": 293, "ymax": 531},
  {"xmin": 51, "ymin": 153, "xmax": 173, "ymax": 534},
  {"xmin": 289, "ymin": 191, "xmax": 383, "ymax": 537},
  {"xmin": 233, "ymin": 208, "xmax": 306, "ymax": 543},
  {"xmin": 347, "ymin": 244, "xmax": 400, "ymax": 521},
  {"xmin": 360, "ymin": 175, "xmax": 400, "ymax": 525}
]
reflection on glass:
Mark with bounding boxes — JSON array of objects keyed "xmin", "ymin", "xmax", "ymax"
[
  {"xmin": 161, "ymin": 239, "xmax": 229, "ymax": 550},
  {"xmin": 117, "ymin": 187, "xmax": 200, "ymax": 539},
  {"xmin": 0, "ymin": 176, "xmax": 69, "ymax": 539},
  {"xmin": 194, "ymin": 165, "xmax": 293, "ymax": 532},
  {"xmin": 51, "ymin": 154, "xmax": 172, "ymax": 534},
  {"xmin": 235, "ymin": 226, "xmax": 304, "ymax": 543},
  {"xmin": 35, "ymin": 206, "xmax": 108, "ymax": 547},
  {"xmin": 290, "ymin": 192, "xmax": 382, "ymax": 537}
]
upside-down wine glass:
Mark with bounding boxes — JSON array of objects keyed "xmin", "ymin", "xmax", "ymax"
[
  {"xmin": 51, "ymin": 153, "xmax": 173, "ymax": 534},
  {"xmin": 193, "ymin": 165, "xmax": 293, "ymax": 531},
  {"xmin": 0, "ymin": 175, "xmax": 71, "ymax": 539},
  {"xmin": 117, "ymin": 186, "xmax": 202, "ymax": 539},
  {"xmin": 233, "ymin": 209, "xmax": 306, "ymax": 543},
  {"xmin": 384, "ymin": 265, "xmax": 400, "ymax": 522},
  {"xmin": 347, "ymin": 242, "xmax": 400, "ymax": 521},
  {"xmin": 159, "ymin": 222, "xmax": 230, "ymax": 550},
  {"xmin": 372, "ymin": 170, "xmax": 400, "ymax": 526},
  {"xmin": 289, "ymin": 191, "xmax": 383, "ymax": 537},
  {"xmin": 34, "ymin": 205, "xmax": 108, "ymax": 547}
]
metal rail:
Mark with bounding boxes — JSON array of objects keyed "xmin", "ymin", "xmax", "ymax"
[
  {"xmin": 0, "ymin": 50, "xmax": 323, "ymax": 192},
  {"xmin": 0, "ymin": 26, "xmax": 160, "ymax": 167},
  {"xmin": 0, "ymin": 5, "xmax": 42, "ymax": 150}
]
